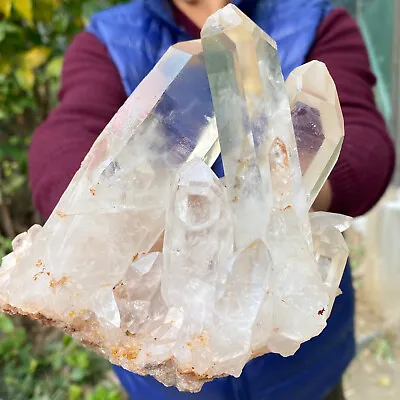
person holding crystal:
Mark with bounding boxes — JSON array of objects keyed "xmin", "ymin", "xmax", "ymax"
[{"xmin": 28, "ymin": 0, "xmax": 395, "ymax": 399}]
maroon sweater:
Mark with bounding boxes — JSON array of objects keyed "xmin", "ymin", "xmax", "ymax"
[{"xmin": 28, "ymin": 8, "xmax": 395, "ymax": 220}]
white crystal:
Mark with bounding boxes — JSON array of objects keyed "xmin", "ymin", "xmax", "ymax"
[{"xmin": 0, "ymin": 4, "xmax": 350, "ymax": 393}]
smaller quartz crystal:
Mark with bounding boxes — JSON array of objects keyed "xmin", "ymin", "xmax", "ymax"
[{"xmin": 285, "ymin": 61, "xmax": 345, "ymax": 207}]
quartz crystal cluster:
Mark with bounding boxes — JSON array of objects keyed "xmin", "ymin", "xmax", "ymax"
[{"xmin": 0, "ymin": 5, "xmax": 350, "ymax": 392}]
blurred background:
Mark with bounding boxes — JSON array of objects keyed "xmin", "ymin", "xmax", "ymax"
[{"xmin": 0, "ymin": 0, "xmax": 399, "ymax": 399}]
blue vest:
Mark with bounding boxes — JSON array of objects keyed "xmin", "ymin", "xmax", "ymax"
[{"xmin": 87, "ymin": 1, "xmax": 355, "ymax": 399}]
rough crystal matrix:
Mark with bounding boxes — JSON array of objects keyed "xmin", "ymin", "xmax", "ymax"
[{"xmin": 0, "ymin": 4, "xmax": 349, "ymax": 393}]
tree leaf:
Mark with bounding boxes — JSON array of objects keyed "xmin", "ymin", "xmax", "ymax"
[
  {"xmin": 81, "ymin": 0, "xmax": 114, "ymax": 26},
  {"xmin": 0, "ymin": 59, "xmax": 12, "ymax": 76},
  {"xmin": 0, "ymin": 0, "xmax": 13, "ymax": 19},
  {"xmin": 28, "ymin": 358, "xmax": 39, "ymax": 373},
  {"xmin": 12, "ymin": 0, "xmax": 33, "ymax": 23},
  {"xmin": 23, "ymin": 46, "xmax": 51, "ymax": 69},
  {"xmin": 15, "ymin": 66, "xmax": 34, "ymax": 90},
  {"xmin": 68, "ymin": 384, "xmax": 83, "ymax": 400},
  {"xmin": 32, "ymin": 0, "xmax": 50, "ymax": 22},
  {"xmin": 0, "ymin": 314, "xmax": 14, "ymax": 333},
  {"xmin": 0, "ymin": 21, "xmax": 19, "ymax": 43},
  {"xmin": 46, "ymin": 55, "xmax": 63, "ymax": 78}
]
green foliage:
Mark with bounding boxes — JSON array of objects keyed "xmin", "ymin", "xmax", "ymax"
[
  {"xmin": 0, "ymin": 0, "xmax": 126, "ymax": 208},
  {"xmin": 0, "ymin": 313, "xmax": 125, "ymax": 400},
  {"xmin": 0, "ymin": 0, "xmax": 125, "ymax": 212},
  {"xmin": 0, "ymin": 235, "xmax": 12, "ymax": 258},
  {"xmin": 0, "ymin": 1, "xmax": 128, "ymax": 398}
]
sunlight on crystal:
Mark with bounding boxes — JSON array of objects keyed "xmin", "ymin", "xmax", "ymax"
[{"xmin": 0, "ymin": 4, "xmax": 349, "ymax": 393}]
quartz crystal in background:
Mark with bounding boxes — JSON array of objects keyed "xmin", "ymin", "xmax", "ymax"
[
  {"xmin": 286, "ymin": 61, "xmax": 345, "ymax": 207},
  {"xmin": 0, "ymin": 4, "xmax": 350, "ymax": 393}
]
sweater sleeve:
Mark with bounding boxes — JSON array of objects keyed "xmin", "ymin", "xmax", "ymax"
[
  {"xmin": 307, "ymin": 8, "xmax": 395, "ymax": 217},
  {"xmin": 28, "ymin": 32, "xmax": 127, "ymax": 219}
]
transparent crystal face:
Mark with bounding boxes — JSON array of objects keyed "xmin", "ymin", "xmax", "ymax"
[
  {"xmin": 286, "ymin": 61, "xmax": 345, "ymax": 207},
  {"xmin": 0, "ymin": 4, "xmax": 350, "ymax": 394},
  {"xmin": 176, "ymin": 191, "xmax": 221, "ymax": 230},
  {"xmin": 202, "ymin": 7, "xmax": 305, "ymax": 249},
  {"xmin": 292, "ymin": 102, "xmax": 324, "ymax": 174}
]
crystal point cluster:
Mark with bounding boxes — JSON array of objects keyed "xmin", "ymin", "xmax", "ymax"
[{"xmin": 0, "ymin": 4, "xmax": 349, "ymax": 393}]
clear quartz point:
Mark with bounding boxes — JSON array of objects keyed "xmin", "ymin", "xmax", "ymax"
[
  {"xmin": 0, "ymin": 4, "xmax": 350, "ymax": 393},
  {"xmin": 201, "ymin": 3, "xmax": 310, "ymax": 250},
  {"xmin": 310, "ymin": 212, "xmax": 350, "ymax": 316},
  {"xmin": 285, "ymin": 61, "xmax": 345, "ymax": 207}
]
